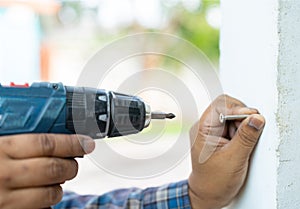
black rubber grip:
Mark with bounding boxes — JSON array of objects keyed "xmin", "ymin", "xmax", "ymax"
[{"xmin": 65, "ymin": 86, "xmax": 108, "ymax": 138}]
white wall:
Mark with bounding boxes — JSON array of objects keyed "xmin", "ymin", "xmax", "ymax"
[
  {"xmin": 221, "ymin": 0, "xmax": 300, "ymax": 208},
  {"xmin": 220, "ymin": 0, "xmax": 278, "ymax": 208}
]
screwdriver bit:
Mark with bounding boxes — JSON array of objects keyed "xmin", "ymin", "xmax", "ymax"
[{"xmin": 151, "ymin": 112, "xmax": 176, "ymax": 120}]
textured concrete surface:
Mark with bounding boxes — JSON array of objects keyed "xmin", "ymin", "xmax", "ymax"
[{"xmin": 277, "ymin": 0, "xmax": 300, "ymax": 208}]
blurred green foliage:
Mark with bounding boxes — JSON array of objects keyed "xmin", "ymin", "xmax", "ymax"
[
  {"xmin": 41, "ymin": 0, "xmax": 220, "ymax": 62},
  {"xmin": 171, "ymin": 0, "xmax": 220, "ymax": 62}
]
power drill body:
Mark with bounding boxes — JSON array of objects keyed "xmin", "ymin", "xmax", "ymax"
[{"xmin": 0, "ymin": 82, "xmax": 152, "ymax": 139}]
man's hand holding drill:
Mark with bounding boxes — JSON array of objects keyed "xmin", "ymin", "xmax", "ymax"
[{"xmin": 0, "ymin": 134, "xmax": 95, "ymax": 209}]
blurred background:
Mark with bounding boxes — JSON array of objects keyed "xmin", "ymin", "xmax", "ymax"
[{"xmin": 0, "ymin": 0, "xmax": 220, "ymax": 195}]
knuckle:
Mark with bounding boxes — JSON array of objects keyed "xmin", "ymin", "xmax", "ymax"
[
  {"xmin": 68, "ymin": 159, "xmax": 79, "ymax": 180},
  {"xmin": 47, "ymin": 158, "xmax": 64, "ymax": 180},
  {"xmin": 189, "ymin": 122, "xmax": 199, "ymax": 141},
  {"xmin": 46, "ymin": 185, "xmax": 63, "ymax": 205},
  {"xmin": 216, "ymin": 94, "xmax": 245, "ymax": 109},
  {"xmin": 59, "ymin": 135, "xmax": 81, "ymax": 156},
  {"xmin": 237, "ymin": 127, "xmax": 257, "ymax": 148},
  {"xmin": 214, "ymin": 94, "xmax": 232, "ymax": 111},
  {"xmin": 0, "ymin": 164, "xmax": 12, "ymax": 187},
  {"xmin": 0, "ymin": 188, "xmax": 12, "ymax": 209},
  {"xmin": 67, "ymin": 136, "xmax": 79, "ymax": 155},
  {"xmin": 38, "ymin": 135, "xmax": 55, "ymax": 156},
  {"xmin": 216, "ymin": 94, "xmax": 229, "ymax": 102},
  {"xmin": 0, "ymin": 137, "xmax": 14, "ymax": 150},
  {"xmin": 0, "ymin": 173, "xmax": 11, "ymax": 187},
  {"xmin": 0, "ymin": 192, "xmax": 7, "ymax": 208}
]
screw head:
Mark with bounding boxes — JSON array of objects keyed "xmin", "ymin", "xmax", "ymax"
[{"xmin": 219, "ymin": 113, "xmax": 225, "ymax": 123}]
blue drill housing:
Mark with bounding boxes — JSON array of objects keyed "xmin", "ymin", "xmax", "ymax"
[{"xmin": 0, "ymin": 82, "xmax": 71, "ymax": 136}]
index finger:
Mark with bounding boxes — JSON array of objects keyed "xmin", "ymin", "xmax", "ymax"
[
  {"xmin": 204, "ymin": 95, "xmax": 259, "ymax": 135},
  {"xmin": 0, "ymin": 134, "xmax": 95, "ymax": 159},
  {"xmin": 198, "ymin": 95, "xmax": 245, "ymax": 136}
]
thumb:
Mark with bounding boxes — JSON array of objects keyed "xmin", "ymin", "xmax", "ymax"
[{"xmin": 229, "ymin": 114, "xmax": 265, "ymax": 158}]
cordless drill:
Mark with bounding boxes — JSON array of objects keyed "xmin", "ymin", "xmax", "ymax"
[{"xmin": 0, "ymin": 82, "xmax": 175, "ymax": 139}]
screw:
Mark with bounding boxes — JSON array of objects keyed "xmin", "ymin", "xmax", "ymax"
[
  {"xmin": 219, "ymin": 113, "xmax": 250, "ymax": 123},
  {"xmin": 52, "ymin": 84, "xmax": 58, "ymax": 90}
]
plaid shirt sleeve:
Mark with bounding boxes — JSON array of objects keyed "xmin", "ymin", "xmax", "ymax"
[{"xmin": 53, "ymin": 180, "xmax": 191, "ymax": 209}]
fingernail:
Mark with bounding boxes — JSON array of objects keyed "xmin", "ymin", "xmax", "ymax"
[
  {"xmin": 237, "ymin": 107, "xmax": 259, "ymax": 115},
  {"xmin": 248, "ymin": 116, "xmax": 265, "ymax": 131},
  {"xmin": 248, "ymin": 107, "xmax": 260, "ymax": 114},
  {"xmin": 79, "ymin": 136, "xmax": 95, "ymax": 153}
]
